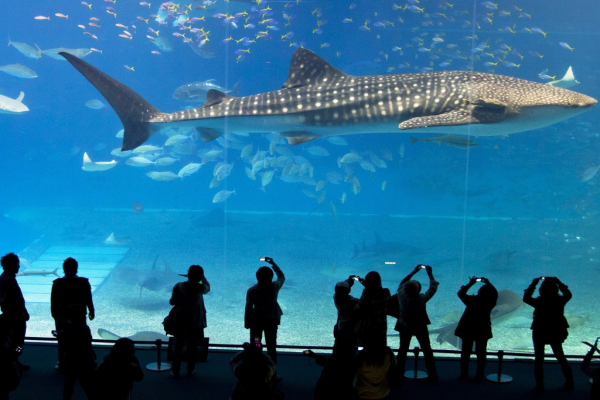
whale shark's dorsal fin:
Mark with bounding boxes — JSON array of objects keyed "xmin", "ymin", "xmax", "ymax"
[
  {"xmin": 282, "ymin": 48, "xmax": 350, "ymax": 89},
  {"xmin": 16, "ymin": 91, "xmax": 24, "ymax": 102},
  {"xmin": 202, "ymin": 89, "xmax": 233, "ymax": 107}
]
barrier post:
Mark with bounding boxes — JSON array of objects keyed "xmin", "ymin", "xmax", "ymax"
[
  {"xmin": 487, "ymin": 350, "xmax": 512, "ymax": 383},
  {"xmin": 146, "ymin": 339, "xmax": 172, "ymax": 372},
  {"xmin": 405, "ymin": 346, "xmax": 427, "ymax": 379}
]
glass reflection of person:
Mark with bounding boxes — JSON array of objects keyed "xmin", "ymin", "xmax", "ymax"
[
  {"xmin": 394, "ymin": 264, "xmax": 439, "ymax": 383},
  {"xmin": 169, "ymin": 265, "xmax": 210, "ymax": 379},
  {"xmin": 245, "ymin": 257, "xmax": 284, "ymax": 366},
  {"xmin": 454, "ymin": 276, "xmax": 498, "ymax": 381},
  {"xmin": 523, "ymin": 276, "xmax": 574, "ymax": 392}
]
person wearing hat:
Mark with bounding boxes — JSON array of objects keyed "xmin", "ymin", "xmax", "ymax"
[
  {"xmin": 169, "ymin": 264, "xmax": 210, "ymax": 379},
  {"xmin": 244, "ymin": 257, "xmax": 285, "ymax": 366},
  {"xmin": 394, "ymin": 264, "xmax": 439, "ymax": 384}
]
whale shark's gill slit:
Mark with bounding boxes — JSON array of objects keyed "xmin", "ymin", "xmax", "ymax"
[{"xmin": 59, "ymin": 52, "xmax": 165, "ymax": 151}]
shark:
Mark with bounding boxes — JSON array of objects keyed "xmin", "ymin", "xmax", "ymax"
[
  {"xmin": 0, "ymin": 91, "xmax": 29, "ymax": 114},
  {"xmin": 59, "ymin": 48, "xmax": 597, "ymax": 152},
  {"xmin": 352, "ymin": 232, "xmax": 424, "ymax": 259}
]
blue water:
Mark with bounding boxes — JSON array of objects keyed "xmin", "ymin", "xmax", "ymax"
[{"xmin": 1, "ymin": 0, "xmax": 599, "ymax": 353}]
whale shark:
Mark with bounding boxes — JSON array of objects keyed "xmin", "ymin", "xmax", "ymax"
[{"xmin": 60, "ymin": 49, "xmax": 597, "ymax": 152}]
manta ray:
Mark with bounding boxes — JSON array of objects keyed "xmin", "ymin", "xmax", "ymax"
[{"xmin": 60, "ymin": 48, "xmax": 596, "ymax": 152}]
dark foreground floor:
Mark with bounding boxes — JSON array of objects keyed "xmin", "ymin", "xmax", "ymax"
[{"xmin": 10, "ymin": 342, "xmax": 595, "ymax": 400}]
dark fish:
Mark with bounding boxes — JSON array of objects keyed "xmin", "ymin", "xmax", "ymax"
[
  {"xmin": 112, "ymin": 254, "xmax": 180, "ymax": 297},
  {"xmin": 410, "ymin": 135, "xmax": 478, "ymax": 148}
]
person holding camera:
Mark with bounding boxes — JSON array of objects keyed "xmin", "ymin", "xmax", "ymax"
[
  {"xmin": 333, "ymin": 277, "xmax": 360, "ymax": 362},
  {"xmin": 523, "ymin": 276, "xmax": 574, "ymax": 392},
  {"xmin": 94, "ymin": 338, "xmax": 144, "ymax": 400},
  {"xmin": 454, "ymin": 276, "xmax": 498, "ymax": 381},
  {"xmin": 245, "ymin": 257, "xmax": 284, "ymax": 366},
  {"xmin": 394, "ymin": 264, "xmax": 439, "ymax": 384},
  {"xmin": 169, "ymin": 264, "xmax": 210, "ymax": 379},
  {"xmin": 354, "ymin": 271, "xmax": 390, "ymax": 348},
  {"xmin": 229, "ymin": 340, "xmax": 282, "ymax": 400}
]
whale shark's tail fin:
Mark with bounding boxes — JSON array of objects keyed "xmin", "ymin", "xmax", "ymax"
[{"xmin": 60, "ymin": 52, "xmax": 166, "ymax": 151}]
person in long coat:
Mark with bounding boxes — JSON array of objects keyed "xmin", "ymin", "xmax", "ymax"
[
  {"xmin": 170, "ymin": 264, "xmax": 210, "ymax": 378},
  {"xmin": 454, "ymin": 277, "xmax": 498, "ymax": 381}
]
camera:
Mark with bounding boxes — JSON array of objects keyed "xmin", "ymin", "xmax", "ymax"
[
  {"xmin": 259, "ymin": 257, "xmax": 266, "ymax": 261},
  {"xmin": 420, "ymin": 265, "xmax": 426, "ymax": 269},
  {"xmin": 353, "ymin": 276, "xmax": 360, "ymax": 281},
  {"xmin": 476, "ymin": 278, "xmax": 482, "ymax": 282},
  {"xmin": 541, "ymin": 277, "xmax": 546, "ymax": 280}
]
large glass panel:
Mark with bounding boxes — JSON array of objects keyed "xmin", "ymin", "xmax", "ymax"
[{"xmin": 1, "ymin": 0, "xmax": 598, "ymax": 356}]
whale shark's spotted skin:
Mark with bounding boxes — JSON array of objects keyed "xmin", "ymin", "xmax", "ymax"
[{"xmin": 60, "ymin": 48, "xmax": 596, "ymax": 151}]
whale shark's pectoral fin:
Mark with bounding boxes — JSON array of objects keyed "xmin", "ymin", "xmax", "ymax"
[
  {"xmin": 197, "ymin": 127, "xmax": 223, "ymax": 142},
  {"xmin": 280, "ymin": 131, "xmax": 319, "ymax": 145},
  {"xmin": 399, "ymin": 101, "xmax": 508, "ymax": 130}
]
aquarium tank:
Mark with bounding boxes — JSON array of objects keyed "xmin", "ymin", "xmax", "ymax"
[{"xmin": 1, "ymin": 0, "xmax": 599, "ymax": 356}]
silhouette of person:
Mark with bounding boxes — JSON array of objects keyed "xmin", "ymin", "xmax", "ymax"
[
  {"xmin": 523, "ymin": 276, "xmax": 574, "ymax": 392},
  {"xmin": 395, "ymin": 264, "xmax": 439, "ymax": 383},
  {"xmin": 169, "ymin": 264, "xmax": 210, "ymax": 379},
  {"xmin": 333, "ymin": 277, "xmax": 359, "ymax": 363},
  {"xmin": 229, "ymin": 340, "xmax": 282, "ymax": 400},
  {"xmin": 245, "ymin": 257, "xmax": 284, "ymax": 366},
  {"xmin": 0, "ymin": 314, "xmax": 21, "ymax": 400},
  {"xmin": 95, "ymin": 338, "xmax": 143, "ymax": 400},
  {"xmin": 581, "ymin": 338, "xmax": 600, "ymax": 400},
  {"xmin": 354, "ymin": 331, "xmax": 396, "ymax": 400},
  {"xmin": 305, "ymin": 350, "xmax": 359, "ymax": 400},
  {"xmin": 354, "ymin": 271, "xmax": 390, "ymax": 347},
  {"xmin": 51, "ymin": 257, "xmax": 95, "ymax": 372},
  {"xmin": 60, "ymin": 303, "xmax": 96, "ymax": 400},
  {"xmin": 454, "ymin": 276, "xmax": 498, "ymax": 381},
  {"xmin": 0, "ymin": 253, "xmax": 29, "ymax": 372}
]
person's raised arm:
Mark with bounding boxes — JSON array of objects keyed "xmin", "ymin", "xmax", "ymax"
[
  {"xmin": 423, "ymin": 265, "xmax": 439, "ymax": 301},
  {"xmin": 458, "ymin": 276, "xmax": 477, "ymax": 303},
  {"xmin": 523, "ymin": 277, "xmax": 541, "ymax": 306},
  {"xmin": 201, "ymin": 272, "xmax": 211, "ymax": 295},
  {"xmin": 398, "ymin": 264, "xmax": 423, "ymax": 290},
  {"xmin": 266, "ymin": 257, "xmax": 285, "ymax": 287},
  {"xmin": 552, "ymin": 277, "xmax": 572, "ymax": 303}
]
